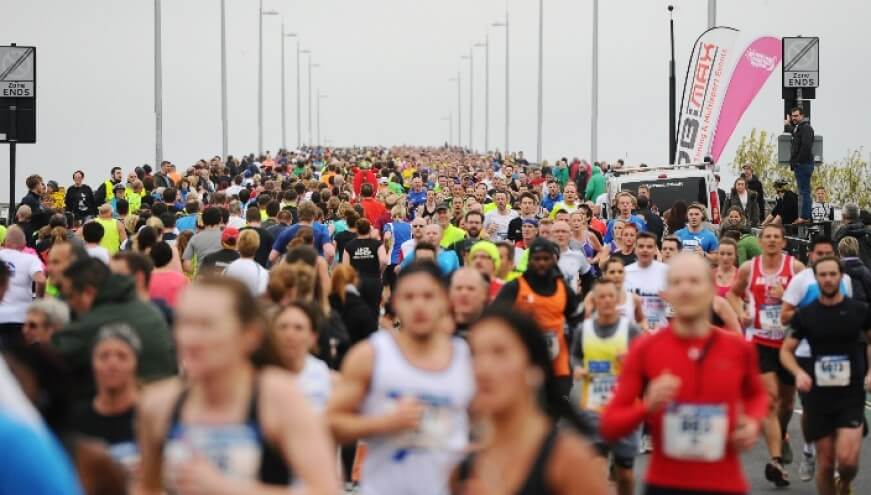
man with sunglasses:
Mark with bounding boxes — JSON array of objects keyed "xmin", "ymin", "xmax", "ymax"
[{"xmin": 785, "ymin": 107, "xmax": 815, "ymax": 224}]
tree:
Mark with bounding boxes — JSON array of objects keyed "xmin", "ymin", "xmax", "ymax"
[{"xmin": 730, "ymin": 128, "xmax": 869, "ymax": 208}]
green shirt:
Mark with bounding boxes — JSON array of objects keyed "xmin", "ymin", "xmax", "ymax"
[
  {"xmin": 737, "ymin": 233, "xmax": 762, "ymax": 265},
  {"xmin": 388, "ymin": 182, "xmax": 405, "ymax": 195},
  {"xmin": 440, "ymin": 224, "xmax": 467, "ymax": 249}
]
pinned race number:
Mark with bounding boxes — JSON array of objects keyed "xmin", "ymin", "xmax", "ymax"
[
  {"xmin": 663, "ymin": 403, "xmax": 728, "ymax": 462},
  {"xmin": 757, "ymin": 305, "xmax": 784, "ymax": 340},
  {"xmin": 815, "ymin": 355, "xmax": 850, "ymax": 387},
  {"xmin": 544, "ymin": 331, "xmax": 561, "ymax": 360},
  {"xmin": 583, "ymin": 361, "xmax": 616, "ymax": 411}
]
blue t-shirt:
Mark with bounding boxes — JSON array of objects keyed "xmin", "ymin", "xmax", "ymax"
[
  {"xmin": 603, "ymin": 215, "xmax": 647, "ymax": 243},
  {"xmin": 0, "ymin": 413, "xmax": 83, "ymax": 495},
  {"xmin": 400, "ymin": 249, "xmax": 460, "ymax": 277},
  {"xmin": 541, "ymin": 193, "xmax": 563, "ymax": 212},
  {"xmin": 384, "ymin": 221, "xmax": 412, "ymax": 265},
  {"xmin": 176, "ymin": 214, "xmax": 198, "ymax": 233},
  {"xmin": 674, "ymin": 227, "xmax": 719, "ymax": 253},
  {"xmin": 271, "ymin": 222, "xmax": 332, "ymax": 255},
  {"xmin": 407, "ymin": 190, "xmax": 427, "ymax": 210}
]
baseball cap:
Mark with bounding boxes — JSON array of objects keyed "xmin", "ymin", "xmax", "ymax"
[
  {"xmin": 378, "ymin": 177, "xmax": 389, "ymax": 184},
  {"xmin": 436, "ymin": 202, "xmax": 450, "ymax": 211},
  {"xmin": 113, "ymin": 183, "xmax": 126, "ymax": 191},
  {"xmin": 222, "ymin": 227, "xmax": 240, "ymax": 244}
]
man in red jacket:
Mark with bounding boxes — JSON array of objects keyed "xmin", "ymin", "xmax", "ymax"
[
  {"xmin": 353, "ymin": 160, "xmax": 378, "ymax": 198},
  {"xmin": 601, "ymin": 253, "xmax": 768, "ymax": 495}
]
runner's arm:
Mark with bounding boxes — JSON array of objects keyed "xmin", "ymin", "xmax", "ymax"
[
  {"xmin": 377, "ymin": 244, "xmax": 389, "ymax": 269},
  {"xmin": 600, "ymin": 339, "xmax": 648, "ymax": 441},
  {"xmin": 493, "ymin": 279, "xmax": 519, "ymax": 306},
  {"xmin": 727, "ymin": 261, "xmax": 751, "ymax": 322},
  {"xmin": 326, "ymin": 342, "xmax": 392, "ymax": 444},
  {"xmin": 632, "ymin": 294, "xmax": 648, "ymax": 331},
  {"xmin": 740, "ymin": 340, "xmax": 769, "ymax": 422},
  {"xmin": 547, "ymin": 435, "xmax": 610, "ymax": 495},
  {"xmin": 780, "ymin": 302, "xmax": 798, "ymax": 327},
  {"xmin": 778, "ymin": 335, "xmax": 804, "ymax": 380},
  {"xmin": 322, "ymin": 242, "xmax": 336, "ymax": 265},
  {"xmin": 712, "ymin": 296, "xmax": 742, "ymax": 334}
]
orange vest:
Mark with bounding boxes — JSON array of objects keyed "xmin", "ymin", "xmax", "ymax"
[{"xmin": 515, "ymin": 276, "xmax": 570, "ymax": 376}]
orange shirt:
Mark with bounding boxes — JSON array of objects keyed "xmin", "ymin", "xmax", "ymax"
[{"xmin": 514, "ymin": 276, "xmax": 570, "ymax": 376}]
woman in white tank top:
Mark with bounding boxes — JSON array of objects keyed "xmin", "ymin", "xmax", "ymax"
[
  {"xmin": 270, "ymin": 302, "xmax": 334, "ymax": 411},
  {"xmin": 583, "ymin": 258, "xmax": 646, "ymax": 329}
]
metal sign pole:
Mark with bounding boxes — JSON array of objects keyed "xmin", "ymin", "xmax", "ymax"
[{"xmin": 9, "ymin": 141, "xmax": 15, "ymax": 215}]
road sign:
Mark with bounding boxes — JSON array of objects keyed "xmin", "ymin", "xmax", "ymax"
[
  {"xmin": 782, "ymin": 37, "xmax": 819, "ymax": 88},
  {"xmin": 0, "ymin": 46, "xmax": 35, "ymax": 97}
]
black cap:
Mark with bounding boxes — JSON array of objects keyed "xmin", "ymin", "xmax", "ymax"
[
  {"xmin": 527, "ymin": 237, "xmax": 560, "ymax": 259},
  {"xmin": 436, "ymin": 202, "xmax": 450, "ymax": 211}
]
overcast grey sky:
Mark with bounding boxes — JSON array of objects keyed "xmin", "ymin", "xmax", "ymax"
[{"xmin": 1, "ymin": 0, "xmax": 868, "ymax": 201}]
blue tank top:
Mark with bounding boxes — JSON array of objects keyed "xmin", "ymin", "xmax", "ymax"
[{"xmin": 385, "ymin": 221, "xmax": 412, "ymax": 264}]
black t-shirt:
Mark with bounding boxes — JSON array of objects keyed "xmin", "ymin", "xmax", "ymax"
[
  {"xmin": 241, "ymin": 226, "xmax": 274, "ymax": 268},
  {"xmin": 69, "ymin": 401, "xmax": 138, "ymax": 464},
  {"xmin": 199, "ymin": 248, "xmax": 240, "ymax": 274},
  {"xmin": 772, "ymin": 191, "xmax": 799, "ymax": 224},
  {"xmin": 790, "ymin": 298, "xmax": 871, "ymax": 412},
  {"xmin": 346, "ymin": 238, "xmax": 382, "ymax": 277},
  {"xmin": 334, "ymin": 231, "xmax": 357, "ymax": 263},
  {"xmin": 613, "ymin": 251, "xmax": 637, "ymax": 267}
]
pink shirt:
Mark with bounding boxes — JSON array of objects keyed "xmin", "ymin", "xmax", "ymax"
[{"xmin": 148, "ymin": 270, "xmax": 189, "ymax": 307}]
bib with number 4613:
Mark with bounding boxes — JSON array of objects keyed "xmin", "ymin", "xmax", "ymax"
[
  {"xmin": 662, "ymin": 403, "xmax": 728, "ymax": 462},
  {"xmin": 815, "ymin": 355, "xmax": 851, "ymax": 387}
]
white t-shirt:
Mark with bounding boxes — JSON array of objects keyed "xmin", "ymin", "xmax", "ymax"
[
  {"xmin": 226, "ymin": 216, "xmax": 246, "ymax": 230},
  {"xmin": 0, "ymin": 249, "xmax": 44, "ymax": 323},
  {"xmin": 86, "ymin": 245, "xmax": 111, "ymax": 265},
  {"xmin": 484, "ymin": 209, "xmax": 518, "ymax": 241},
  {"xmin": 400, "ymin": 238, "xmax": 417, "ymax": 260},
  {"xmin": 224, "ymin": 258, "xmax": 268, "ymax": 296},
  {"xmin": 624, "ymin": 260, "xmax": 669, "ymax": 330}
]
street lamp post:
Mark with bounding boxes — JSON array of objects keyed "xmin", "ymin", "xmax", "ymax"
[
  {"xmin": 449, "ymin": 75, "xmax": 461, "ymax": 148},
  {"xmin": 317, "ymin": 91, "xmax": 327, "ymax": 147},
  {"xmin": 475, "ymin": 37, "xmax": 489, "ymax": 153},
  {"xmin": 708, "ymin": 0, "xmax": 716, "ymax": 28},
  {"xmin": 536, "ymin": 0, "xmax": 544, "ymax": 163},
  {"xmin": 154, "ymin": 0, "xmax": 163, "ymax": 167},
  {"xmin": 462, "ymin": 51, "xmax": 473, "ymax": 151},
  {"xmin": 492, "ymin": 10, "xmax": 509, "ymax": 155},
  {"xmin": 591, "ymin": 0, "xmax": 598, "ymax": 163},
  {"xmin": 258, "ymin": 1, "xmax": 279, "ymax": 155},
  {"xmin": 220, "ymin": 0, "xmax": 228, "ymax": 159},
  {"xmin": 668, "ymin": 5, "xmax": 676, "ymax": 164},
  {"xmin": 294, "ymin": 40, "xmax": 301, "ymax": 149},
  {"xmin": 282, "ymin": 31, "xmax": 298, "ymax": 151}
]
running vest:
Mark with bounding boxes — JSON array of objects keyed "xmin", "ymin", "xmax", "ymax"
[
  {"xmin": 515, "ymin": 276, "xmax": 570, "ymax": 377},
  {"xmin": 162, "ymin": 381, "xmax": 290, "ymax": 489},
  {"xmin": 359, "ymin": 330, "xmax": 474, "ymax": 495},
  {"xmin": 616, "ymin": 290, "xmax": 635, "ymax": 322},
  {"xmin": 579, "ymin": 317, "xmax": 630, "ymax": 413},
  {"xmin": 748, "ymin": 254, "xmax": 795, "ymax": 348},
  {"xmin": 296, "ymin": 355, "xmax": 331, "ymax": 412},
  {"xmin": 95, "ymin": 217, "xmax": 121, "ymax": 254},
  {"xmin": 346, "ymin": 238, "xmax": 382, "ymax": 278},
  {"xmin": 124, "ymin": 187, "xmax": 142, "ymax": 214}
]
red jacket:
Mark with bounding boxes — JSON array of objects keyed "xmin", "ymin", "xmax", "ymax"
[
  {"xmin": 360, "ymin": 197, "xmax": 388, "ymax": 231},
  {"xmin": 600, "ymin": 326, "xmax": 768, "ymax": 494},
  {"xmin": 353, "ymin": 169, "xmax": 378, "ymax": 197}
]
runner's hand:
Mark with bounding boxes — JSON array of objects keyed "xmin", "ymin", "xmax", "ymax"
[
  {"xmin": 795, "ymin": 370, "xmax": 812, "ymax": 393},
  {"xmin": 173, "ymin": 455, "xmax": 235, "ymax": 495},
  {"xmin": 730, "ymin": 415, "xmax": 760, "ymax": 452},
  {"xmin": 643, "ymin": 371, "xmax": 681, "ymax": 413},
  {"xmin": 573, "ymin": 366, "xmax": 588, "ymax": 382},
  {"xmin": 768, "ymin": 282, "xmax": 784, "ymax": 299},
  {"xmin": 389, "ymin": 396, "xmax": 425, "ymax": 432}
]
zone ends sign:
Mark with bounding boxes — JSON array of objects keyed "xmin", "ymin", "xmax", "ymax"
[
  {"xmin": 0, "ymin": 46, "xmax": 35, "ymax": 98},
  {"xmin": 782, "ymin": 37, "xmax": 819, "ymax": 88}
]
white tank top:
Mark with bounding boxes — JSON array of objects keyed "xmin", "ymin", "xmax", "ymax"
[
  {"xmin": 360, "ymin": 330, "xmax": 474, "ymax": 495},
  {"xmin": 296, "ymin": 355, "xmax": 332, "ymax": 412},
  {"xmin": 616, "ymin": 289, "xmax": 635, "ymax": 320}
]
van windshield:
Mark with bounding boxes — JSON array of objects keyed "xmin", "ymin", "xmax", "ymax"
[{"xmin": 622, "ymin": 177, "xmax": 708, "ymax": 210}]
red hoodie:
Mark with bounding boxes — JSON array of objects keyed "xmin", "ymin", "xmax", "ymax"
[
  {"xmin": 600, "ymin": 325, "xmax": 768, "ymax": 494},
  {"xmin": 353, "ymin": 169, "xmax": 378, "ymax": 197}
]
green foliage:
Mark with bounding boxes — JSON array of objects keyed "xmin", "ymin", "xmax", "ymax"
[{"xmin": 730, "ymin": 128, "xmax": 870, "ymax": 208}]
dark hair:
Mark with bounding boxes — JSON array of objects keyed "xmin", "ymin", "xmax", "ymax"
[
  {"xmin": 472, "ymin": 305, "xmax": 593, "ymax": 435},
  {"xmin": 356, "ymin": 218, "xmax": 372, "ymax": 236},
  {"xmin": 82, "ymin": 221, "xmax": 105, "ymax": 243},
  {"xmin": 361, "ymin": 182, "xmax": 374, "ymax": 198},
  {"xmin": 202, "ymin": 207, "xmax": 222, "ymax": 227},
  {"xmin": 112, "ymin": 251, "xmax": 154, "ymax": 286},
  {"xmin": 812, "ymin": 254, "xmax": 842, "ymax": 275},
  {"xmin": 159, "ymin": 212, "xmax": 176, "ymax": 229},
  {"xmin": 636, "ymin": 231, "xmax": 657, "ymax": 244},
  {"xmin": 464, "ymin": 210, "xmax": 484, "ymax": 224},
  {"xmin": 285, "ymin": 245, "xmax": 318, "ymax": 266},
  {"xmin": 1, "ymin": 343, "xmax": 72, "ymax": 434},
  {"xmin": 809, "ymin": 235, "xmax": 835, "ymax": 253},
  {"xmin": 395, "ymin": 259, "xmax": 447, "ymax": 291},
  {"xmin": 519, "ymin": 192, "xmax": 538, "ymax": 204},
  {"xmin": 636, "ymin": 195, "xmax": 649, "ymax": 209},
  {"xmin": 602, "ymin": 257, "xmax": 625, "ymax": 274},
  {"xmin": 666, "ymin": 200, "xmax": 688, "ymax": 233},
  {"xmin": 238, "ymin": 188, "xmax": 251, "ymax": 203},
  {"xmin": 63, "ymin": 257, "xmax": 110, "ymax": 292},
  {"xmin": 413, "ymin": 241, "xmax": 437, "ymax": 255},
  {"xmin": 162, "ymin": 187, "xmax": 177, "ymax": 204},
  {"xmin": 273, "ymin": 301, "xmax": 321, "ymax": 337},
  {"xmin": 266, "ymin": 200, "xmax": 280, "ymax": 218},
  {"xmin": 246, "ymin": 206, "xmax": 261, "ymax": 223},
  {"xmin": 73, "ymin": 170, "xmax": 85, "ymax": 179},
  {"xmin": 791, "ymin": 106, "xmax": 804, "ymax": 116},
  {"xmin": 661, "ymin": 235, "xmax": 683, "ymax": 249},
  {"xmin": 137, "ymin": 227, "xmax": 159, "ymax": 253},
  {"xmin": 151, "ymin": 202, "xmax": 168, "ymax": 218},
  {"xmin": 116, "ymin": 198, "xmax": 129, "ymax": 216},
  {"xmin": 149, "ymin": 241, "xmax": 173, "ymax": 268},
  {"xmin": 185, "ymin": 201, "xmax": 200, "ymax": 214},
  {"xmin": 111, "ymin": 166, "xmax": 122, "ymax": 175}
]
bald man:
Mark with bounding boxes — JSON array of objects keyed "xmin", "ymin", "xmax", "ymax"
[
  {"xmin": 601, "ymin": 253, "xmax": 769, "ymax": 494},
  {"xmin": 0, "ymin": 226, "xmax": 46, "ymax": 346},
  {"xmin": 449, "ymin": 267, "xmax": 489, "ymax": 337}
]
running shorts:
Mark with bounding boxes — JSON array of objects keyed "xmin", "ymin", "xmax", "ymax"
[
  {"xmin": 755, "ymin": 344, "xmax": 795, "ymax": 386},
  {"xmin": 804, "ymin": 406, "xmax": 868, "ymax": 442}
]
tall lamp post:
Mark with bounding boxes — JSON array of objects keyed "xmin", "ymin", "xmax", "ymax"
[
  {"xmin": 475, "ymin": 37, "xmax": 489, "ymax": 153},
  {"xmin": 492, "ymin": 9, "xmax": 509, "ymax": 155},
  {"xmin": 462, "ymin": 51, "xmax": 473, "ymax": 151},
  {"xmin": 591, "ymin": 0, "xmax": 599, "ymax": 163},
  {"xmin": 317, "ymin": 91, "xmax": 327, "ymax": 147},
  {"xmin": 536, "ymin": 0, "xmax": 544, "ymax": 163},
  {"xmin": 258, "ymin": 2, "xmax": 279, "ymax": 155},
  {"xmin": 668, "ymin": 5, "xmax": 676, "ymax": 164},
  {"xmin": 449, "ymin": 75, "xmax": 461, "ymax": 148},
  {"xmin": 154, "ymin": 0, "xmax": 163, "ymax": 167},
  {"xmin": 220, "ymin": 0, "xmax": 228, "ymax": 159},
  {"xmin": 282, "ymin": 31, "xmax": 298, "ymax": 151}
]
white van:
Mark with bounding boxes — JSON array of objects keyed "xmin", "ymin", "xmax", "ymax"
[{"xmin": 603, "ymin": 163, "xmax": 722, "ymax": 225}]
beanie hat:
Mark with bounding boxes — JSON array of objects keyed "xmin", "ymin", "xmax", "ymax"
[{"xmin": 468, "ymin": 240, "xmax": 501, "ymax": 271}]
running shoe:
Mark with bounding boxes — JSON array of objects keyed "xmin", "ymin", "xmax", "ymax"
[
  {"xmin": 765, "ymin": 460, "xmax": 790, "ymax": 487},
  {"xmin": 781, "ymin": 437, "xmax": 793, "ymax": 465},
  {"xmin": 798, "ymin": 454, "xmax": 814, "ymax": 482}
]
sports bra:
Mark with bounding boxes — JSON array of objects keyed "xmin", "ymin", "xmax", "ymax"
[
  {"xmin": 457, "ymin": 427, "xmax": 559, "ymax": 495},
  {"xmin": 162, "ymin": 379, "xmax": 290, "ymax": 487}
]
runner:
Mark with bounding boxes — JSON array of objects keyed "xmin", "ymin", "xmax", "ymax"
[
  {"xmin": 727, "ymin": 223, "xmax": 805, "ymax": 486},
  {"xmin": 780, "ymin": 255, "xmax": 870, "ymax": 495},
  {"xmin": 779, "ymin": 235, "xmax": 853, "ymax": 483},
  {"xmin": 624, "ymin": 232, "xmax": 669, "ymax": 331},
  {"xmin": 584, "ymin": 258, "xmax": 646, "ymax": 330},
  {"xmin": 571, "ymin": 279, "xmax": 642, "ymax": 495},
  {"xmin": 660, "ymin": 235, "xmax": 682, "ymax": 263},
  {"xmin": 453, "ymin": 305, "xmax": 607, "ymax": 494},
  {"xmin": 136, "ymin": 277, "xmax": 338, "ymax": 493},
  {"xmin": 327, "ymin": 260, "xmax": 474, "ymax": 495},
  {"xmin": 269, "ymin": 302, "xmax": 334, "ymax": 412},
  {"xmin": 601, "ymin": 253, "xmax": 769, "ymax": 495},
  {"xmin": 495, "ymin": 238, "xmax": 582, "ymax": 396},
  {"xmin": 714, "ymin": 238, "xmax": 739, "ymax": 297}
]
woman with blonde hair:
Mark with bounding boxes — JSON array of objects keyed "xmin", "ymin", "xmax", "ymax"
[{"xmin": 328, "ymin": 265, "xmax": 377, "ymax": 344}]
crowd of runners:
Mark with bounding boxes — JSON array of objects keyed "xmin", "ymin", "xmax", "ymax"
[{"xmin": 0, "ymin": 145, "xmax": 869, "ymax": 494}]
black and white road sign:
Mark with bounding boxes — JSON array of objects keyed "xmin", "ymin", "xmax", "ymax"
[
  {"xmin": 782, "ymin": 37, "xmax": 819, "ymax": 88},
  {"xmin": 0, "ymin": 46, "xmax": 36, "ymax": 97}
]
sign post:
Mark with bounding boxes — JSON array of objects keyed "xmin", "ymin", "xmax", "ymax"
[
  {"xmin": 0, "ymin": 44, "xmax": 36, "ymax": 218},
  {"xmin": 781, "ymin": 37, "xmax": 818, "ymax": 118}
]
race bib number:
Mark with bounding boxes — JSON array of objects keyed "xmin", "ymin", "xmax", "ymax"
[
  {"xmin": 583, "ymin": 361, "xmax": 616, "ymax": 411},
  {"xmin": 757, "ymin": 305, "xmax": 784, "ymax": 341},
  {"xmin": 642, "ymin": 296, "xmax": 667, "ymax": 329},
  {"xmin": 662, "ymin": 404, "xmax": 728, "ymax": 462},
  {"xmin": 815, "ymin": 355, "xmax": 851, "ymax": 387},
  {"xmin": 681, "ymin": 239, "xmax": 700, "ymax": 252},
  {"xmin": 544, "ymin": 331, "xmax": 561, "ymax": 360},
  {"xmin": 389, "ymin": 402, "xmax": 453, "ymax": 450}
]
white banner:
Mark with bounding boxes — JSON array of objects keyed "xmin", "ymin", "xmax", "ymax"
[{"xmin": 676, "ymin": 27, "xmax": 739, "ymax": 164}]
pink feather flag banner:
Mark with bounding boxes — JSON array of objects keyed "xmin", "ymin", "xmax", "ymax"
[{"xmin": 710, "ymin": 36, "xmax": 782, "ymax": 163}]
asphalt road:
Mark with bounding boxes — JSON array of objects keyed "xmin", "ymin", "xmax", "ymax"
[{"xmin": 632, "ymin": 397, "xmax": 871, "ymax": 494}]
